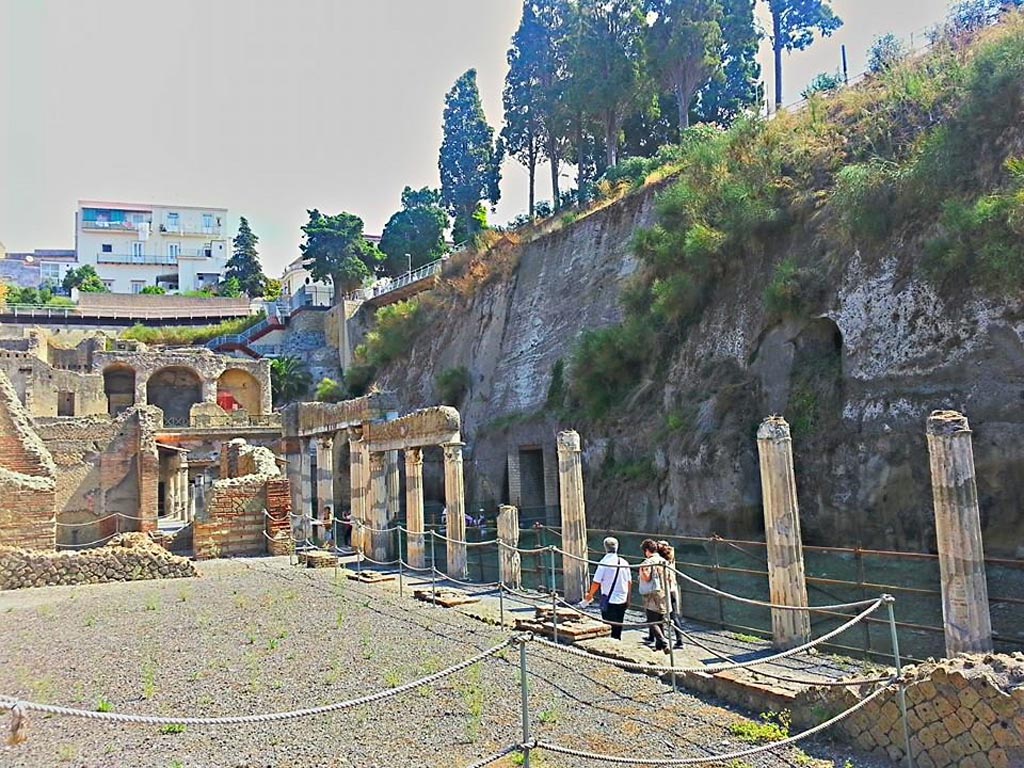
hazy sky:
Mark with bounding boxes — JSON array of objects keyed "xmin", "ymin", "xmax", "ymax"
[{"xmin": 1, "ymin": 0, "xmax": 952, "ymax": 275}]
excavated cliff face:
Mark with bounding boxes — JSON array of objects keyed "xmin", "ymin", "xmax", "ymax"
[{"xmin": 373, "ymin": 189, "xmax": 1024, "ymax": 556}]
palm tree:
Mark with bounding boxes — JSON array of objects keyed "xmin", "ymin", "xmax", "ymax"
[{"xmin": 270, "ymin": 356, "xmax": 312, "ymax": 406}]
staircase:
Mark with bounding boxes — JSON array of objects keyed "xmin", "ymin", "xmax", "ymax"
[{"xmin": 205, "ymin": 302, "xmax": 288, "ymax": 358}]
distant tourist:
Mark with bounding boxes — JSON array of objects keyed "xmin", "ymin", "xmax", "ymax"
[
  {"xmin": 339, "ymin": 508, "xmax": 353, "ymax": 549},
  {"xmin": 657, "ymin": 540, "xmax": 684, "ymax": 649},
  {"xmin": 321, "ymin": 504, "xmax": 334, "ymax": 549},
  {"xmin": 638, "ymin": 539, "xmax": 670, "ymax": 654},
  {"xmin": 581, "ymin": 536, "xmax": 631, "ymax": 640}
]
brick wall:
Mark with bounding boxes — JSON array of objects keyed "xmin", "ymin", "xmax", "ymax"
[{"xmin": 78, "ymin": 294, "xmax": 251, "ymax": 317}]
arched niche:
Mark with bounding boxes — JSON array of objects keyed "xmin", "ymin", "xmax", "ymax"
[
  {"xmin": 217, "ymin": 368, "xmax": 262, "ymax": 416},
  {"xmin": 103, "ymin": 364, "xmax": 136, "ymax": 417},
  {"xmin": 147, "ymin": 366, "xmax": 203, "ymax": 426}
]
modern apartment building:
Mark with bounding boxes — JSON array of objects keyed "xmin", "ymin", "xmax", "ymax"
[
  {"xmin": 0, "ymin": 244, "xmax": 77, "ymax": 291},
  {"xmin": 75, "ymin": 200, "xmax": 229, "ymax": 294}
]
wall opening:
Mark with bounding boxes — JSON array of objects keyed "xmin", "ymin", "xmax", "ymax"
[
  {"xmin": 216, "ymin": 369, "xmax": 262, "ymax": 415},
  {"xmin": 103, "ymin": 365, "xmax": 136, "ymax": 417},
  {"xmin": 517, "ymin": 447, "xmax": 546, "ymax": 520},
  {"xmin": 147, "ymin": 366, "xmax": 202, "ymax": 426},
  {"xmin": 57, "ymin": 391, "xmax": 75, "ymax": 417}
]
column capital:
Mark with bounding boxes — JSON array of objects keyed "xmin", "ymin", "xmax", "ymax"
[
  {"xmin": 405, "ymin": 446, "xmax": 424, "ymax": 467},
  {"xmin": 756, "ymin": 416, "xmax": 791, "ymax": 442},
  {"xmin": 556, "ymin": 429, "xmax": 581, "ymax": 453},
  {"xmin": 317, "ymin": 433, "xmax": 335, "ymax": 449},
  {"xmin": 346, "ymin": 425, "xmax": 364, "ymax": 443},
  {"xmin": 368, "ymin": 451, "xmax": 387, "ymax": 469}
]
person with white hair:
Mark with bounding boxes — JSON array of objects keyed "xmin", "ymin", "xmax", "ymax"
[{"xmin": 581, "ymin": 536, "xmax": 632, "ymax": 640}]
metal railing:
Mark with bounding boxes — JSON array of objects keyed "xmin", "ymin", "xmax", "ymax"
[
  {"xmin": 0, "ymin": 303, "xmax": 78, "ymax": 319},
  {"xmin": 342, "ymin": 257, "xmax": 445, "ymax": 303},
  {"xmin": 82, "ymin": 220, "xmax": 149, "ymax": 231},
  {"xmin": 96, "ymin": 253, "xmax": 178, "ymax": 265},
  {"xmin": 160, "ymin": 224, "xmax": 223, "ymax": 237},
  {"xmin": 204, "ymin": 310, "xmax": 286, "ymax": 353},
  {"xmin": 161, "ymin": 413, "xmax": 282, "ymax": 430}
]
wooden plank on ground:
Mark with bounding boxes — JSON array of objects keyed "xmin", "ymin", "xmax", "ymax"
[
  {"xmin": 347, "ymin": 570, "xmax": 396, "ymax": 583},
  {"xmin": 413, "ymin": 588, "xmax": 481, "ymax": 607}
]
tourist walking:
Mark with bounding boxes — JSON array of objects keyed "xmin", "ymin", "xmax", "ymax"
[
  {"xmin": 638, "ymin": 538, "xmax": 670, "ymax": 653},
  {"xmin": 581, "ymin": 537, "xmax": 632, "ymax": 640},
  {"xmin": 658, "ymin": 540, "xmax": 685, "ymax": 649},
  {"xmin": 339, "ymin": 508, "xmax": 353, "ymax": 548}
]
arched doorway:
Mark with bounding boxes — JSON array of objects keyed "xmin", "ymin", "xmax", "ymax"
[
  {"xmin": 217, "ymin": 369, "xmax": 262, "ymax": 415},
  {"xmin": 147, "ymin": 367, "xmax": 202, "ymax": 425},
  {"xmin": 103, "ymin": 365, "xmax": 136, "ymax": 417}
]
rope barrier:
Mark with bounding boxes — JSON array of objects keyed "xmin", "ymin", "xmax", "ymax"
[
  {"xmin": 55, "ymin": 532, "xmax": 119, "ymax": 549},
  {"xmin": 554, "ymin": 547, "xmax": 880, "ymax": 613},
  {"xmin": 427, "ymin": 529, "xmax": 500, "ymax": 548},
  {"xmin": 534, "ymin": 598, "xmax": 884, "ymax": 674},
  {"xmin": 532, "ymin": 676, "xmax": 895, "ymax": 765},
  {"xmin": 0, "ymin": 638, "xmax": 514, "ymax": 727},
  {"xmin": 51, "ymin": 512, "xmax": 147, "ymax": 528}
]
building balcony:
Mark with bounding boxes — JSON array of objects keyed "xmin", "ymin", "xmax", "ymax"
[
  {"xmin": 96, "ymin": 253, "xmax": 178, "ymax": 265},
  {"xmin": 82, "ymin": 220, "xmax": 152, "ymax": 231},
  {"xmin": 159, "ymin": 224, "xmax": 223, "ymax": 237}
]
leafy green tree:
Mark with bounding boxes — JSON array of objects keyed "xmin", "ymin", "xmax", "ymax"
[
  {"xmin": 62, "ymin": 264, "xmax": 108, "ymax": 293},
  {"xmin": 217, "ymin": 277, "xmax": 243, "ymax": 298},
  {"xmin": 263, "ymin": 278, "xmax": 283, "ymax": 301},
  {"xmin": 568, "ymin": 0, "xmax": 647, "ymax": 167},
  {"xmin": 439, "ymin": 69, "xmax": 503, "ymax": 243},
  {"xmin": 765, "ymin": 0, "xmax": 842, "ymax": 109},
  {"xmin": 692, "ymin": 0, "xmax": 763, "ymax": 124},
  {"xmin": 140, "ymin": 285, "xmax": 165, "ymax": 295},
  {"xmin": 314, "ymin": 377, "xmax": 347, "ymax": 403},
  {"xmin": 801, "ymin": 70, "xmax": 842, "ymax": 98},
  {"xmin": 225, "ymin": 216, "xmax": 267, "ymax": 297},
  {"xmin": 300, "ymin": 209, "xmax": 384, "ymax": 303},
  {"xmin": 379, "ymin": 187, "xmax": 449, "ymax": 276},
  {"xmin": 270, "ymin": 356, "xmax": 312, "ymax": 406},
  {"xmin": 646, "ymin": 0, "xmax": 724, "ymax": 133}
]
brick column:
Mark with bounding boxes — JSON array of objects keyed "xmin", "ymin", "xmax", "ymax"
[
  {"xmin": 368, "ymin": 451, "xmax": 392, "ymax": 562},
  {"xmin": 757, "ymin": 416, "xmax": 811, "ymax": 649},
  {"xmin": 926, "ymin": 410, "xmax": 993, "ymax": 656},
  {"xmin": 557, "ymin": 430, "xmax": 589, "ymax": 603},
  {"xmin": 298, "ymin": 438, "xmax": 313, "ymax": 542},
  {"xmin": 316, "ymin": 433, "xmax": 335, "ymax": 544},
  {"xmin": 497, "ymin": 504, "xmax": 521, "ymax": 590},
  {"xmin": 348, "ymin": 427, "xmax": 369, "ymax": 555},
  {"xmin": 443, "ymin": 441, "xmax": 467, "ymax": 579},
  {"xmin": 405, "ymin": 448, "xmax": 425, "ymax": 569}
]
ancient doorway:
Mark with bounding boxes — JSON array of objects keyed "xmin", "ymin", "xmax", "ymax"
[
  {"xmin": 103, "ymin": 365, "xmax": 136, "ymax": 416},
  {"xmin": 147, "ymin": 366, "xmax": 202, "ymax": 426},
  {"xmin": 57, "ymin": 391, "xmax": 75, "ymax": 416},
  {"xmin": 518, "ymin": 447, "xmax": 546, "ymax": 522}
]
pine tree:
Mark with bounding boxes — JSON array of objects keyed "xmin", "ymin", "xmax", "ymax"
[
  {"xmin": 439, "ymin": 70, "xmax": 503, "ymax": 242},
  {"xmin": 300, "ymin": 210, "xmax": 383, "ymax": 303},
  {"xmin": 225, "ymin": 217, "xmax": 267, "ymax": 297},
  {"xmin": 379, "ymin": 187, "xmax": 449, "ymax": 276}
]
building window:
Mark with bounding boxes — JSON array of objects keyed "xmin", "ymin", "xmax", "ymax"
[
  {"xmin": 102, "ymin": 280, "xmax": 115, "ymax": 291},
  {"xmin": 168, "ymin": 243, "xmax": 181, "ymax": 260},
  {"xmin": 165, "ymin": 212, "xmax": 179, "ymax": 231},
  {"xmin": 131, "ymin": 281, "xmax": 146, "ymax": 294},
  {"xmin": 202, "ymin": 213, "xmax": 214, "ymax": 233},
  {"xmin": 131, "ymin": 241, "xmax": 145, "ymax": 260},
  {"xmin": 40, "ymin": 263, "xmax": 61, "ymax": 284},
  {"xmin": 101, "ymin": 243, "xmax": 113, "ymax": 253}
]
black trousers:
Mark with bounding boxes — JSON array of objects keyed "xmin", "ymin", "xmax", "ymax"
[
  {"xmin": 645, "ymin": 609, "xmax": 668, "ymax": 650},
  {"xmin": 602, "ymin": 601, "xmax": 628, "ymax": 640}
]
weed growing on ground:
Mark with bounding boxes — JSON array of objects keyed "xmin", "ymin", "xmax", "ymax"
[
  {"xmin": 461, "ymin": 665, "xmax": 485, "ymax": 743},
  {"xmin": 728, "ymin": 710, "xmax": 791, "ymax": 744},
  {"xmin": 158, "ymin": 724, "xmax": 187, "ymax": 735},
  {"xmin": 383, "ymin": 669, "xmax": 402, "ymax": 688},
  {"xmin": 96, "ymin": 697, "xmax": 114, "ymax": 713},
  {"xmin": 56, "ymin": 744, "xmax": 77, "ymax": 762},
  {"xmin": 537, "ymin": 704, "xmax": 559, "ymax": 724},
  {"xmin": 141, "ymin": 658, "xmax": 158, "ymax": 700},
  {"xmin": 730, "ymin": 632, "xmax": 763, "ymax": 644},
  {"xmin": 144, "ymin": 595, "xmax": 160, "ymax": 612},
  {"xmin": 335, "ymin": 609, "xmax": 346, "ymax": 628},
  {"xmin": 84, "ymin": 615, "xmax": 96, "ymax": 628}
]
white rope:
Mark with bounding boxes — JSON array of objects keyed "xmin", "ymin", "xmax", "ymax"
[
  {"xmin": 534, "ymin": 598, "xmax": 883, "ymax": 674},
  {"xmin": 533, "ymin": 676, "xmax": 894, "ymax": 764},
  {"xmin": 52, "ymin": 512, "xmax": 146, "ymax": 528},
  {"xmin": 0, "ymin": 638, "xmax": 514, "ymax": 727},
  {"xmin": 464, "ymin": 744, "xmax": 522, "ymax": 768},
  {"xmin": 426, "ymin": 528, "xmax": 499, "ymax": 548},
  {"xmin": 55, "ymin": 532, "xmax": 119, "ymax": 548}
]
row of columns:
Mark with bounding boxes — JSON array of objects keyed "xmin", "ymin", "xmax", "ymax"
[
  {"xmin": 164, "ymin": 454, "xmax": 193, "ymax": 524},
  {"xmin": 758, "ymin": 411, "xmax": 993, "ymax": 657}
]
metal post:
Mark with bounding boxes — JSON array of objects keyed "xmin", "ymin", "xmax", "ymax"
[
  {"xmin": 549, "ymin": 546, "xmax": 558, "ymax": 644},
  {"xmin": 430, "ymin": 529, "xmax": 437, "ymax": 602},
  {"xmin": 886, "ymin": 596, "xmax": 914, "ymax": 768},
  {"xmin": 519, "ymin": 639, "xmax": 532, "ymax": 768},
  {"xmin": 856, "ymin": 548, "xmax": 871, "ymax": 659},
  {"xmin": 712, "ymin": 537, "xmax": 725, "ymax": 629},
  {"xmin": 398, "ymin": 526, "xmax": 404, "ymax": 597},
  {"xmin": 499, "ymin": 583, "xmax": 506, "ymax": 628},
  {"xmin": 664, "ymin": 563, "xmax": 677, "ymax": 694}
]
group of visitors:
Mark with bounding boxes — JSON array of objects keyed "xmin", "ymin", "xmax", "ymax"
[
  {"xmin": 581, "ymin": 536, "xmax": 685, "ymax": 653},
  {"xmin": 315, "ymin": 505, "xmax": 353, "ymax": 550}
]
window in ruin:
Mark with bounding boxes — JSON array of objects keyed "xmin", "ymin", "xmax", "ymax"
[
  {"xmin": 103, "ymin": 365, "xmax": 136, "ymax": 417},
  {"xmin": 57, "ymin": 391, "xmax": 75, "ymax": 417}
]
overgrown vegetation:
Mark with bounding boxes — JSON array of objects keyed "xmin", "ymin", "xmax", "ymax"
[
  {"xmin": 346, "ymin": 300, "xmax": 423, "ymax": 393},
  {"xmin": 568, "ymin": 11, "xmax": 1024, "ymax": 422},
  {"xmin": 728, "ymin": 710, "xmax": 791, "ymax": 744},
  {"xmin": 120, "ymin": 313, "xmax": 264, "ymax": 346},
  {"xmin": 436, "ymin": 366, "xmax": 470, "ymax": 406},
  {"xmin": 314, "ymin": 377, "xmax": 347, "ymax": 403}
]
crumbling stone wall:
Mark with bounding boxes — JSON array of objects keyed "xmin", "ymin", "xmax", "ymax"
[
  {"xmin": 34, "ymin": 407, "xmax": 161, "ymax": 543},
  {"xmin": 0, "ymin": 369, "xmax": 57, "ymax": 550},
  {"xmin": 0, "ymin": 349, "xmax": 106, "ymax": 417},
  {"xmin": 794, "ymin": 653, "xmax": 1024, "ymax": 768},
  {"xmin": 0, "ymin": 533, "xmax": 196, "ymax": 589},
  {"xmin": 193, "ymin": 442, "xmax": 289, "ymax": 559}
]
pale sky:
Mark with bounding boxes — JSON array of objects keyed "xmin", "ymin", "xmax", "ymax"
[{"xmin": 1, "ymin": 0, "xmax": 953, "ymax": 276}]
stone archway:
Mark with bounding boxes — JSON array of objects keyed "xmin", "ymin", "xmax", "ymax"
[
  {"xmin": 217, "ymin": 368, "xmax": 262, "ymax": 415},
  {"xmin": 103, "ymin": 364, "xmax": 136, "ymax": 417},
  {"xmin": 147, "ymin": 366, "xmax": 202, "ymax": 426}
]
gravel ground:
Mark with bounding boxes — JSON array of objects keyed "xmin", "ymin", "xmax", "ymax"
[{"xmin": 0, "ymin": 558, "xmax": 892, "ymax": 768}]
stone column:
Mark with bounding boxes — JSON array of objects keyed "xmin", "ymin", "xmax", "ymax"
[
  {"xmin": 176, "ymin": 462, "xmax": 188, "ymax": 520},
  {"xmin": 926, "ymin": 410, "xmax": 993, "ymax": 656},
  {"xmin": 348, "ymin": 427, "xmax": 370, "ymax": 554},
  {"xmin": 497, "ymin": 504, "xmax": 521, "ymax": 590},
  {"xmin": 443, "ymin": 441, "xmax": 468, "ymax": 579},
  {"xmin": 557, "ymin": 430, "xmax": 589, "ymax": 603},
  {"xmin": 405, "ymin": 448, "xmax": 425, "ymax": 569},
  {"xmin": 368, "ymin": 451, "xmax": 392, "ymax": 562},
  {"xmin": 316, "ymin": 434, "xmax": 335, "ymax": 544},
  {"xmin": 284, "ymin": 439, "xmax": 303, "ymax": 535},
  {"xmin": 757, "ymin": 416, "xmax": 811, "ymax": 649},
  {"xmin": 386, "ymin": 449, "xmax": 401, "ymax": 525},
  {"xmin": 298, "ymin": 438, "xmax": 313, "ymax": 542}
]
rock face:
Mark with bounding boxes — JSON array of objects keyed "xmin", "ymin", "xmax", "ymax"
[
  {"xmin": 374, "ymin": 184, "xmax": 1024, "ymax": 555},
  {"xmin": 0, "ymin": 533, "xmax": 197, "ymax": 589}
]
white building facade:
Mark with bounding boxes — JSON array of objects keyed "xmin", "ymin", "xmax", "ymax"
[{"xmin": 75, "ymin": 200, "xmax": 229, "ymax": 294}]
